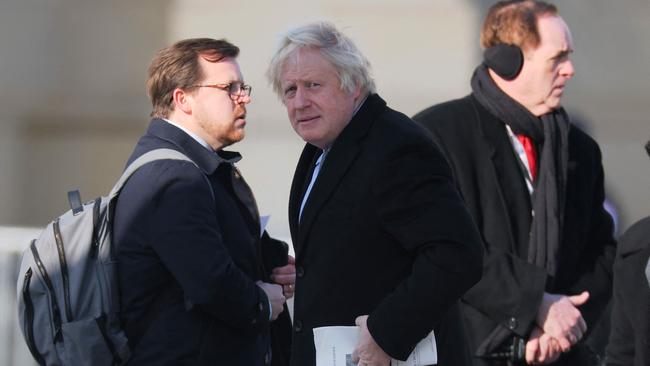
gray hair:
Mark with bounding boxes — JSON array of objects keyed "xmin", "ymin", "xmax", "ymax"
[{"xmin": 267, "ymin": 21, "xmax": 376, "ymax": 98}]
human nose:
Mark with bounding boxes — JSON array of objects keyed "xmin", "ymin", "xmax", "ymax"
[
  {"xmin": 561, "ymin": 59, "xmax": 575, "ymax": 79},
  {"xmin": 293, "ymin": 87, "xmax": 310, "ymax": 109},
  {"xmin": 236, "ymin": 93, "xmax": 251, "ymax": 105}
]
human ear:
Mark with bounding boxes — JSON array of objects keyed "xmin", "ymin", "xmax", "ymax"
[{"xmin": 172, "ymin": 88, "xmax": 192, "ymax": 114}]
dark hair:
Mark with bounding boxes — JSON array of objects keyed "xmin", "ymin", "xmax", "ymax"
[
  {"xmin": 147, "ymin": 38, "xmax": 239, "ymax": 118},
  {"xmin": 481, "ymin": 0, "xmax": 558, "ymax": 50}
]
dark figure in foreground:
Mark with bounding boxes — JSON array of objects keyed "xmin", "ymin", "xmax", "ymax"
[{"xmin": 605, "ymin": 141, "xmax": 650, "ymax": 366}]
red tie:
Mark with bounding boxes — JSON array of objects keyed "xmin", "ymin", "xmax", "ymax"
[{"xmin": 517, "ymin": 135, "xmax": 537, "ymax": 182}]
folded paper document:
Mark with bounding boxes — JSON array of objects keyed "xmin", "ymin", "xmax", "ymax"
[{"xmin": 313, "ymin": 326, "xmax": 437, "ymax": 366}]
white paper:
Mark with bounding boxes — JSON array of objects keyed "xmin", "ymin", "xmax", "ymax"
[
  {"xmin": 313, "ymin": 326, "xmax": 437, "ymax": 366},
  {"xmin": 314, "ymin": 326, "xmax": 359, "ymax": 366},
  {"xmin": 260, "ymin": 215, "xmax": 271, "ymax": 238}
]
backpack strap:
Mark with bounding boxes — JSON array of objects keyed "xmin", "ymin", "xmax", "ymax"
[
  {"xmin": 107, "ymin": 149, "xmax": 215, "ymax": 347},
  {"xmin": 109, "ymin": 148, "xmax": 198, "ymax": 200}
]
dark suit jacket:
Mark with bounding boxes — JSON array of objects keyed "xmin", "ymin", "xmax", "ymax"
[
  {"xmin": 288, "ymin": 94, "xmax": 484, "ymax": 365},
  {"xmin": 414, "ymin": 95, "xmax": 617, "ymax": 365},
  {"xmin": 606, "ymin": 216, "xmax": 650, "ymax": 366},
  {"xmin": 114, "ymin": 119, "xmax": 291, "ymax": 366}
]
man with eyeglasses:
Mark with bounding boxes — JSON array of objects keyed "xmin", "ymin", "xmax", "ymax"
[{"xmin": 114, "ymin": 38, "xmax": 294, "ymax": 366}]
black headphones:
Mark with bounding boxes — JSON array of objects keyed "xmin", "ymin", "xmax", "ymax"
[{"xmin": 483, "ymin": 43, "xmax": 524, "ymax": 80}]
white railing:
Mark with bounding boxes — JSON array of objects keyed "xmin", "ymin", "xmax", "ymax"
[{"xmin": 0, "ymin": 226, "xmax": 41, "ymax": 366}]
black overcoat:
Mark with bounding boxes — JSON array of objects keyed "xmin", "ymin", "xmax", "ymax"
[
  {"xmin": 606, "ymin": 216, "xmax": 650, "ymax": 366},
  {"xmin": 414, "ymin": 94, "xmax": 617, "ymax": 365},
  {"xmin": 114, "ymin": 119, "xmax": 292, "ymax": 366},
  {"xmin": 288, "ymin": 94, "xmax": 484, "ymax": 366}
]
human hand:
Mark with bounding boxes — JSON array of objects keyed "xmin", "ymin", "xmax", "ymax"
[
  {"xmin": 270, "ymin": 255, "xmax": 296, "ymax": 299},
  {"xmin": 525, "ymin": 327, "xmax": 562, "ymax": 365},
  {"xmin": 536, "ymin": 291, "xmax": 589, "ymax": 352},
  {"xmin": 351, "ymin": 315, "xmax": 390, "ymax": 366},
  {"xmin": 256, "ymin": 281, "xmax": 285, "ymax": 320}
]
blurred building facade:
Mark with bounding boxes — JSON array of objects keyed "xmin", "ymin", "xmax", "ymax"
[
  {"xmin": 0, "ymin": 0, "xmax": 648, "ymax": 364},
  {"xmin": 1, "ymin": 0, "xmax": 648, "ymax": 239}
]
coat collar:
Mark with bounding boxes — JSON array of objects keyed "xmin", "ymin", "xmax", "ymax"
[
  {"xmin": 289, "ymin": 94, "xmax": 387, "ymax": 253},
  {"xmin": 146, "ymin": 118, "xmax": 241, "ymax": 175}
]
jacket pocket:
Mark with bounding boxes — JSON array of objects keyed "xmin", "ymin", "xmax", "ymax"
[{"xmin": 60, "ymin": 315, "xmax": 117, "ymax": 366}]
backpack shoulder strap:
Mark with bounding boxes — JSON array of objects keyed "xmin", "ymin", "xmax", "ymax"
[{"xmin": 108, "ymin": 148, "xmax": 197, "ymax": 200}]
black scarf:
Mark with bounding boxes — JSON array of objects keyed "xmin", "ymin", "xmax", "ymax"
[{"xmin": 471, "ymin": 64, "xmax": 570, "ymax": 277}]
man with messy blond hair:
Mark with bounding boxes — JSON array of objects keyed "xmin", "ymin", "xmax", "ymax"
[{"xmin": 269, "ymin": 22, "xmax": 484, "ymax": 366}]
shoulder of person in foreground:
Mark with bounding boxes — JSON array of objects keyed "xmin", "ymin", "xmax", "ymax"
[
  {"xmin": 617, "ymin": 216, "xmax": 650, "ymax": 255},
  {"xmin": 412, "ymin": 95, "xmax": 476, "ymax": 131},
  {"xmin": 364, "ymin": 107, "xmax": 484, "ymax": 360}
]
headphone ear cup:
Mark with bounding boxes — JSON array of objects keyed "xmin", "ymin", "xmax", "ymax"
[{"xmin": 483, "ymin": 44, "xmax": 524, "ymax": 80}]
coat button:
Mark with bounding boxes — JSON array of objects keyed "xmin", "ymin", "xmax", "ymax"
[
  {"xmin": 294, "ymin": 320, "xmax": 303, "ymax": 332},
  {"xmin": 296, "ymin": 266, "xmax": 305, "ymax": 278},
  {"xmin": 507, "ymin": 317, "xmax": 518, "ymax": 330}
]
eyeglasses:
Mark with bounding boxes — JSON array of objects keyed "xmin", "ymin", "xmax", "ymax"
[{"xmin": 191, "ymin": 82, "xmax": 252, "ymax": 99}]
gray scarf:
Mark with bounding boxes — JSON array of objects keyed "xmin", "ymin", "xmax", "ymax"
[{"xmin": 471, "ymin": 64, "xmax": 570, "ymax": 277}]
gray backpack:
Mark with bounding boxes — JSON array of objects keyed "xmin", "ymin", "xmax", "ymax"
[{"xmin": 16, "ymin": 149, "xmax": 196, "ymax": 366}]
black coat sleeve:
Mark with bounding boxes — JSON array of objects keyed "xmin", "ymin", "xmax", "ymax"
[
  {"xmin": 366, "ymin": 142, "xmax": 484, "ymax": 360},
  {"xmin": 260, "ymin": 231, "xmax": 289, "ymax": 274},
  {"xmin": 606, "ymin": 258, "xmax": 635, "ymax": 366},
  {"xmin": 605, "ymin": 218, "xmax": 650, "ymax": 366}
]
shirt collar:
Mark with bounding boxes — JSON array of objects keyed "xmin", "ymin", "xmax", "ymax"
[
  {"xmin": 352, "ymin": 94, "xmax": 369, "ymax": 116},
  {"xmin": 149, "ymin": 118, "xmax": 241, "ymax": 175},
  {"xmin": 162, "ymin": 118, "xmax": 213, "ymax": 151}
]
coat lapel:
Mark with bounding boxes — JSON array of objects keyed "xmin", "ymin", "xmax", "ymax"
[
  {"xmin": 296, "ymin": 138, "xmax": 361, "ymax": 250},
  {"xmin": 147, "ymin": 119, "xmax": 262, "ymax": 238},
  {"xmin": 288, "ymin": 144, "xmax": 320, "ymax": 248},
  {"xmin": 474, "ymin": 97, "xmax": 533, "ymax": 254},
  {"xmin": 289, "ymin": 94, "xmax": 386, "ymax": 255}
]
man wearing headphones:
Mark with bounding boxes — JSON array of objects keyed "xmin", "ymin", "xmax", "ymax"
[{"xmin": 414, "ymin": 1, "xmax": 616, "ymax": 365}]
